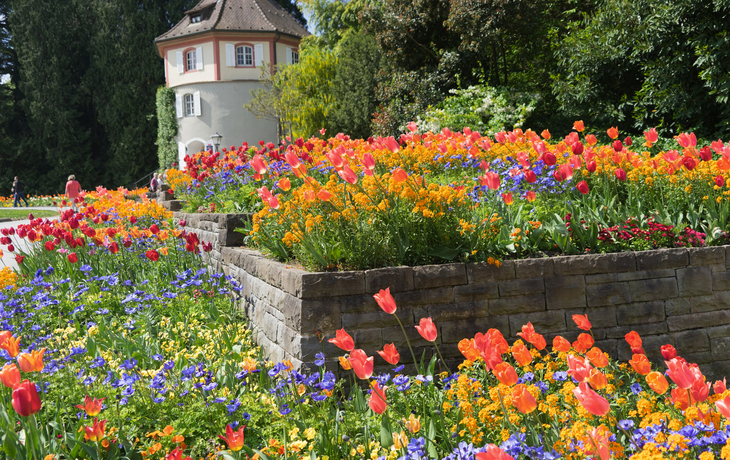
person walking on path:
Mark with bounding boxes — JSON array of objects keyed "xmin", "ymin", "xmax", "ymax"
[
  {"xmin": 65, "ymin": 175, "xmax": 82, "ymax": 212},
  {"xmin": 150, "ymin": 173, "xmax": 159, "ymax": 192},
  {"xmin": 11, "ymin": 177, "xmax": 29, "ymax": 207}
]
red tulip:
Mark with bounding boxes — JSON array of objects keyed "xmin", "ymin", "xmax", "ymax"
[
  {"xmin": 714, "ymin": 378, "xmax": 727, "ymax": 395},
  {"xmin": 12, "ymin": 380, "xmax": 42, "ymax": 417},
  {"xmin": 109, "ymin": 242, "xmax": 119, "ymax": 254},
  {"xmin": 571, "ymin": 141, "xmax": 584, "ymax": 155},
  {"xmin": 660, "ymin": 344, "xmax": 677, "ymax": 360},
  {"xmin": 218, "ymin": 424, "xmax": 245, "ymax": 451},
  {"xmin": 511, "ymin": 384, "xmax": 537, "ymax": 414},
  {"xmin": 166, "ymin": 447, "xmax": 192, "ymax": 460},
  {"xmin": 517, "ymin": 322, "xmax": 546, "ymax": 351},
  {"xmin": 644, "ymin": 128, "xmax": 658, "ymax": 146},
  {"xmin": 624, "ymin": 136, "xmax": 632, "ymax": 146},
  {"xmin": 75, "ymin": 395, "xmax": 106, "ymax": 416},
  {"xmin": 328, "ymin": 329, "xmax": 355, "ymax": 352},
  {"xmin": 493, "ymin": 362, "xmax": 518, "ymax": 386},
  {"xmin": 682, "ymin": 156, "xmax": 696, "ymax": 171},
  {"xmin": 612, "ymin": 140, "xmax": 624, "ymax": 152},
  {"xmin": 624, "ymin": 331, "xmax": 644, "ymax": 354},
  {"xmin": 676, "ymin": 132, "xmax": 697, "ymax": 148},
  {"xmin": 67, "ymin": 252, "xmax": 78, "ymax": 264},
  {"xmin": 525, "ymin": 191, "xmax": 536, "ymax": 202},
  {"xmin": 476, "ymin": 445, "xmax": 515, "ymax": 460},
  {"xmin": 377, "ymin": 343, "xmax": 400, "ymax": 365},
  {"xmin": 415, "ymin": 317, "xmax": 437, "ymax": 342},
  {"xmin": 348, "ymin": 349, "xmax": 374, "ymax": 380},
  {"xmin": 481, "ymin": 171, "xmax": 500, "ymax": 190},
  {"xmin": 374, "ymin": 288, "xmax": 397, "ymax": 314},
  {"xmin": 666, "ymin": 358, "xmax": 696, "ymax": 389},
  {"xmin": 523, "ymin": 170, "xmax": 537, "ymax": 183},
  {"xmin": 542, "ymin": 153, "xmax": 556, "ymax": 166},
  {"xmin": 576, "ymin": 181, "xmax": 589, "ymax": 195},
  {"xmin": 646, "ymin": 371, "xmax": 669, "ymax": 395},
  {"xmin": 84, "ymin": 417, "xmax": 107, "ymax": 442},
  {"xmin": 700, "ymin": 146, "xmax": 713, "ymax": 161},
  {"xmin": 15, "ymin": 255, "xmax": 24, "ymax": 264},
  {"xmin": 145, "ymin": 250, "xmax": 160, "ymax": 261},
  {"xmin": 552, "ymin": 335, "xmax": 571, "ymax": 352},
  {"xmin": 368, "ymin": 381, "xmax": 387, "ymax": 414},
  {"xmin": 573, "ymin": 381, "xmax": 610, "ymax": 416},
  {"xmin": 0, "ymin": 363, "xmax": 20, "ymax": 388},
  {"xmin": 44, "ymin": 240, "xmax": 55, "ymax": 251},
  {"xmin": 717, "ymin": 395, "xmax": 730, "ymax": 418},
  {"xmin": 572, "ymin": 314, "xmax": 591, "ymax": 331},
  {"xmin": 716, "ymin": 175, "xmax": 725, "ymax": 187},
  {"xmin": 614, "ymin": 168, "xmax": 627, "ymax": 181}
]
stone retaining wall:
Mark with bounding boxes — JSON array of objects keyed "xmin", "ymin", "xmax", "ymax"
[{"xmin": 171, "ymin": 212, "xmax": 251, "ymax": 271}]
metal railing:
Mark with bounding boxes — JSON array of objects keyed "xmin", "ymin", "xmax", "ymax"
[{"xmin": 128, "ymin": 162, "xmax": 177, "ymax": 191}]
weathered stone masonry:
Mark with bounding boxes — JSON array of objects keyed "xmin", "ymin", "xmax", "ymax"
[{"xmin": 172, "ymin": 210, "xmax": 730, "ymax": 379}]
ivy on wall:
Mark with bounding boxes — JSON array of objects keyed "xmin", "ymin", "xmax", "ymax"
[{"xmin": 155, "ymin": 86, "xmax": 178, "ymax": 168}]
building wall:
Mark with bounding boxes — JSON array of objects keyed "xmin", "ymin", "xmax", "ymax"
[
  {"xmin": 166, "ymin": 41, "xmax": 217, "ymax": 88},
  {"xmin": 218, "ymin": 37, "xmax": 272, "ymax": 81},
  {"xmin": 174, "ymin": 81, "xmax": 278, "ymax": 165}
]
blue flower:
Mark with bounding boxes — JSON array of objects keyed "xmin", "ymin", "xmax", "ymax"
[
  {"xmin": 630, "ymin": 383, "xmax": 642, "ymax": 395},
  {"xmin": 315, "ymin": 352, "xmax": 325, "ymax": 366}
]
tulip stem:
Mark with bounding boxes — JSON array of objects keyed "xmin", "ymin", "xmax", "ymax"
[
  {"xmin": 394, "ymin": 315, "xmax": 419, "ymax": 373},
  {"xmin": 432, "ymin": 341, "xmax": 451, "ymax": 375}
]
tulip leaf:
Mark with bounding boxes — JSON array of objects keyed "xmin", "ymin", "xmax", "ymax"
[
  {"xmin": 380, "ymin": 413, "xmax": 394, "ymax": 448},
  {"xmin": 427, "ymin": 354, "xmax": 437, "ymax": 377},
  {"xmin": 218, "ymin": 453, "xmax": 238, "ymax": 460},
  {"xmin": 2, "ymin": 432, "xmax": 18, "ymax": 459},
  {"xmin": 426, "ymin": 246, "xmax": 460, "ymax": 261},
  {"xmin": 427, "ymin": 420, "xmax": 438, "ymax": 458}
]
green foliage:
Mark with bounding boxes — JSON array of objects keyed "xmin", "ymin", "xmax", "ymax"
[
  {"xmin": 419, "ymin": 84, "xmax": 540, "ymax": 135},
  {"xmin": 553, "ymin": 0, "xmax": 730, "ymax": 138},
  {"xmin": 155, "ymin": 86, "xmax": 178, "ymax": 168}
]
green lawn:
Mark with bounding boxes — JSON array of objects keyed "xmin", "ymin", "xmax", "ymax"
[{"xmin": 0, "ymin": 209, "xmax": 57, "ymax": 220}]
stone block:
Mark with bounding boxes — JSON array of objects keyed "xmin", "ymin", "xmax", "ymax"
[
  {"xmin": 713, "ymin": 270, "xmax": 730, "ymax": 291},
  {"xmin": 441, "ymin": 316, "xmax": 509, "ymax": 343},
  {"xmin": 628, "ymin": 278, "xmax": 678, "ymax": 302},
  {"xmin": 641, "ymin": 334, "xmax": 674, "ymax": 361},
  {"xmin": 604, "ymin": 322, "xmax": 668, "ymax": 339},
  {"xmin": 413, "ymin": 263, "xmax": 467, "ymax": 289},
  {"xmin": 585, "ymin": 273, "xmax": 617, "ymax": 284},
  {"xmin": 300, "ymin": 271, "xmax": 366, "ymax": 298},
  {"xmin": 300, "ymin": 297, "xmax": 341, "ymax": 335},
  {"xmin": 636, "ymin": 248, "xmax": 688, "ymax": 270},
  {"xmin": 393, "ymin": 288, "xmax": 454, "ymax": 308},
  {"xmin": 617, "ymin": 269, "xmax": 676, "ymax": 282},
  {"xmin": 509, "ymin": 310, "xmax": 566, "ymax": 336},
  {"xmin": 619, "ymin": 300, "xmax": 667, "ymax": 326},
  {"xmin": 382, "ymin": 325, "xmax": 439, "ymax": 349},
  {"xmin": 711, "ymin": 337, "xmax": 730, "ymax": 361},
  {"xmin": 341, "ymin": 307, "xmax": 411, "ymax": 330},
  {"xmin": 498, "ymin": 278, "xmax": 545, "ymax": 297},
  {"xmin": 690, "ymin": 292, "xmax": 730, "ymax": 313},
  {"xmin": 280, "ymin": 268, "xmax": 304, "ymax": 297},
  {"xmin": 553, "ymin": 252, "xmax": 635, "ymax": 276},
  {"xmin": 666, "ymin": 297, "xmax": 691, "ymax": 316},
  {"xmin": 586, "ymin": 283, "xmax": 631, "ymax": 307},
  {"xmin": 667, "ymin": 310, "xmax": 730, "ymax": 331},
  {"xmin": 467, "ymin": 261, "xmax": 515, "ymax": 283},
  {"xmin": 689, "ymin": 246, "xmax": 725, "ymax": 266},
  {"xmin": 514, "ymin": 258, "xmax": 554, "ymax": 279},
  {"xmin": 427, "ymin": 302, "xmax": 488, "ymax": 322},
  {"xmin": 454, "ymin": 283, "xmax": 499, "ymax": 302},
  {"xmin": 712, "ymin": 360, "xmax": 730, "ymax": 382},
  {"xmin": 565, "ymin": 307, "xmax": 616, "ymax": 329},
  {"xmin": 673, "ymin": 329, "xmax": 710, "ymax": 354},
  {"xmin": 365, "ymin": 266, "xmax": 414, "ymax": 293},
  {"xmin": 489, "ymin": 294, "xmax": 545, "ymax": 315},
  {"xmin": 677, "ymin": 266, "xmax": 712, "ymax": 297},
  {"xmin": 339, "ymin": 294, "xmax": 381, "ymax": 314},
  {"xmin": 708, "ymin": 325, "xmax": 730, "ymax": 338},
  {"xmin": 545, "ymin": 275, "xmax": 586, "ymax": 310},
  {"xmin": 220, "ymin": 247, "xmax": 241, "ymax": 266}
]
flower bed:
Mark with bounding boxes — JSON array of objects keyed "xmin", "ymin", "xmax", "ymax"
[
  {"xmin": 1, "ymin": 191, "xmax": 730, "ymax": 459},
  {"xmin": 172, "ymin": 124, "xmax": 730, "ymax": 273}
]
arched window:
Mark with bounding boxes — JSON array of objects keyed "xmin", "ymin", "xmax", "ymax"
[
  {"xmin": 186, "ymin": 49, "xmax": 197, "ymax": 71},
  {"xmin": 236, "ymin": 45, "xmax": 253, "ymax": 67}
]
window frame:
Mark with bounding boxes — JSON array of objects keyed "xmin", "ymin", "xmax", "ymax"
[
  {"xmin": 184, "ymin": 48, "xmax": 197, "ymax": 72},
  {"xmin": 184, "ymin": 94, "xmax": 195, "ymax": 117},
  {"xmin": 291, "ymin": 49, "xmax": 299, "ymax": 64},
  {"xmin": 234, "ymin": 43, "xmax": 255, "ymax": 68},
  {"xmin": 190, "ymin": 15, "xmax": 202, "ymax": 24}
]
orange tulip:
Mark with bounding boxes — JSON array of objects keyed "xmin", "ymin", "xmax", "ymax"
[
  {"xmin": 511, "ymin": 343, "xmax": 532, "ymax": 367},
  {"xmin": 582, "ymin": 425, "xmax": 611, "ymax": 460},
  {"xmin": 525, "ymin": 191, "xmax": 536, "ymax": 202},
  {"xmin": 415, "ymin": 317, "xmax": 437, "ymax": 342},
  {"xmin": 75, "ymin": 395, "xmax": 106, "ymax": 417},
  {"xmin": 552, "ymin": 336, "xmax": 571, "ymax": 352},
  {"xmin": 541, "ymin": 129, "xmax": 551, "ymax": 140},
  {"xmin": 403, "ymin": 413, "xmax": 421, "ymax": 434},
  {"xmin": 572, "ymin": 314, "xmax": 591, "ymax": 331},
  {"xmin": 573, "ymin": 120, "xmax": 585, "ymax": 132},
  {"xmin": 278, "ymin": 178, "xmax": 291, "ymax": 192},
  {"xmin": 511, "ymin": 384, "xmax": 537, "ymax": 414},
  {"xmin": 516, "ymin": 322, "xmax": 546, "ymax": 350},
  {"xmin": 573, "ymin": 381, "xmax": 610, "ymax": 416},
  {"xmin": 328, "ymin": 329, "xmax": 354, "ymax": 352},
  {"xmin": 369, "ymin": 381, "xmax": 387, "ymax": 415},
  {"xmin": 377, "ymin": 343, "xmax": 400, "ymax": 365},
  {"xmin": 18, "ymin": 348, "xmax": 46, "ymax": 373},
  {"xmin": 348, "ymin": 349, "xmax": 374, "ymax": 380},
  {"xmin": 501, "ymin": 192, "xmax": 513, "ymax": 205},
  {"xmin": 586, "ymin": 347, "xmax": 608, "ymax": 368},
  {"xmin": 625, "ymin": 331, "xmax": 644, "ymax": 354},
  {"xmin": 646, "ymin": 371, "xmax": 669, "ymax": 395},
  {"xmin": 392, "ymin": 168, "xmax": 408, "ymax": 182},
  {"xmin": 339, "ymin": 356, "xmax": 352, "ymax": 370},
  {"xmin": 317, "ymin": 189, "xmax": 332, "ymax": 201},
  {"xmin": 671, "ymin": 387, "xmax": 690, "ymax": 411},
  {"xmin": 0, "ymin": 334, "xmax": 20, "ymax": 358},
  {"xmin": 0, "ymin": 363, "xmax": 20, "ymax": 388},
  {"xmin": 84, "ymin": 418, "xmax": 107, "ymax": 442},
  {"xmin": 493, "ymin": 362, "xmax": 518, "ymax": 386},
  {"xmin": 587, "ymin": 369, "xmax": 608, "ymax": 390},
  {"xmin": 607, "ymin": 127, "xmax": 619, "ymax": 139},
  {"xmin": 629, "ymin": 354, "xmax": 651, "ymax": 376},
  {"xmin": 585, "ymin": 134, "xmax": 598, "ymax": 146},
  {"xmin": 218, "ymin": 424, "xmax": 245, "ymax": 451},
  {"xmin": 373, "ymin": 288, "xmax": 397, "ymax": 314},
  {"xmin": 573, "ymin": 333, "xmax": 594, "ymax": 353},
  {"xmin": 458, "ymin": 338, "xmax": 481, "ymax": 361}
]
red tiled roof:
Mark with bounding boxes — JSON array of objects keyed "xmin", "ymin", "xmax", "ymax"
[{"xmin": 155, "ymin": 0, "xmax": 310, "ymax": 43}]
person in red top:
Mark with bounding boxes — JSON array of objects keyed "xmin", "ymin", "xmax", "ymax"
[{"xmin": 65, "ymin": 175, "xmax": 82, "ymax": 212}]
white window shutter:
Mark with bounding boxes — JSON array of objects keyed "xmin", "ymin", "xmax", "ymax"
[
  {"xmin": 176, "ymin": 51, "xmax": 184, "ymax": 74},
  {"xmin": 175, "ymin": 94, "xmax": 183, "ymax": 118},
  {"xmin": 226, "ymin": 43, "xmax": 235, "ymax": 67},
  {"xmin": 193, "ymin": 91, "xmax": 201, "ymax": 116},
  {"xmin": 196, "ymin": 47, "xmax": 203, "ymax": 70},
  {"xmin": 286, "ymin": 48, "xmax": 292, "ymax": 65},
  {"xmin": 254, "ymin": 44, "xmax": 264, "ymax": 67}
]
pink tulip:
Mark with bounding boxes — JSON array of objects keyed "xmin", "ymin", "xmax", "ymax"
[
  {"xmin": 665, "ymin": 358, "xmax": 696, "ymax": 390},
  {"xmin": 415, "ymin": 317, "xmax": 437, "ymax": 342},
  {"xmin": 717, "ymin": 395, "xmax": 730, "ymax": 418},
  {"xmin": 374, "ymin": 288, "xmax": 397, "ymax": 314},
  {"xmin": 348, "ymin": 349, "xmax": 374, "ymax": 380},
  {"xmin": 249, "ymin": 154, "xmax": 267, "ymax": 174},
  {"xmin": 476, "ymin": 445, "xmax": 515, "ymax": 460},
  {"xmin": 573, "ymin": 381, "xmax": 610, "ymax": 416}
]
